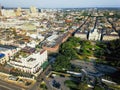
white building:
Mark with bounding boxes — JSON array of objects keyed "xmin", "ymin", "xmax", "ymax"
[
  {"xmin": 74, "ymin": 31, "xmax": 87, "ymax": 40},
  {"xmin": 47, "ymin": 35, "xmax": 58, "ymax": 42},
  {"xmin": 30, "ymin": 6, "xmax": 39, "ymax": 17},
  {"xmin": 88, "ymin": 29, "xmax": 101, "ymax": 41},
  {"xmin": 27, "ymin": 41, "xmax": 37, "ymax": 48},
  {"xmin": 0, "ymin": 46, "xmax": 20, "ymax": 58},
  {"xmin": 8, "ymin": 49, "xmax": 48, "ymax": 74},
  {"xmin": 27, "ymin": 33, "xmax": 45, "ymax": 42},
  {"xmin": 0, "ymin": 53, "xmax": 9, "ymax": 64},
  {"xmin": 1, "ymin": 9, "xmax": 16, "ymax": 17},
  {"xmin": 30, "ymin": 6, "xmax": 38, "ymax": 13},
  {"xmin": 103, "ymin": 32, "xmax": 119, "ymax": 41}
]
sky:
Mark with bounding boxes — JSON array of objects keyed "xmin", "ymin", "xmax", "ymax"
[{"xmin": 0, "ymin": 0, "xmax": 120, "ymax": 8}]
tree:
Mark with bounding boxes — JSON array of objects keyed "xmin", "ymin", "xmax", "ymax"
[
  {"xmin": 94, "ymin": 41, "xmax": 107, "ymax": 58},
  {"xmin": 79, "ymin": 40, "xmax": 93, "ymax": 56},
  {"xmin": 95, "ymin": 39, "xmax": 120, "ymax": 67},
  {"xmin": 52, "ymin": 55, "xmax": 71, "ymax": 72},
  {"xmin": 81, "ymin": 11, "xmax": 88, "ymax": 16},
  {"xmin": 104, "ymin": 12, "xmax": 109, "ymax": 17},
  {"xmin": 60, "ymin": 42, "xmax": 78, "ymax": 59},
  {"xmin": 40, "ymin": 82, "xmax": 47, "ymax": 90},
  {"xmin": 68, "ymin": 37, "xmax": 80, "ymax": 47}
]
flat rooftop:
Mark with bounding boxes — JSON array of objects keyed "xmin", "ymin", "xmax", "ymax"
[
  {"xmin": 0, "ymin": 53, "xmax": 5, "ymax": 59},
  {"xmin": 0, "ymin": 44, "xmax": 17, "ymax": 49},
  {"xmin": 71, "ymin": 60, "xmax": 117, "ymax": 76}
]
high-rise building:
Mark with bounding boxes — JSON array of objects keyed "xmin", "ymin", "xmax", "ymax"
[
  {"xmin": 15, "ymin": 7, "xmax": 22, "ymax": 16},
  {"xmin": 0, "ymin": 4, "xmax": 2, "ymax": 9},
  {"xmin": 30, "ymin": 6, "xmax": 38, "ymax": 13},
  {"xmin": 1, "ymin": 9, "xmax": 16, "ymax": 17},
  {"xmin": 0, "ymin": 4, "xmax": 2, "ymax": 16},
  {"xmin": 30, "ymin": 6, "xmax": 39, "ymax": 17}
]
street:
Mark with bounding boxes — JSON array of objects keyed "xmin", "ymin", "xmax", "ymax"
[
  {"xmin": 0, "ymin": 79, "xmax": 23, "ymax": 90},
  {"xmin": 29, "ymin": 65, "xmax": 52, "ymax": 90}
]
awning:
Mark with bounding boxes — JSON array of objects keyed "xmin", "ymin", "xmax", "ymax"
[{"xmin": 41, "ymin": 61, "xmax": 49, "ymax": 69}]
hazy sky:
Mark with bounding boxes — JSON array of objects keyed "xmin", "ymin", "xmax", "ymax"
[{"xmin": 0, "ymin": 0, "xmax": 120, "ymax": 8}]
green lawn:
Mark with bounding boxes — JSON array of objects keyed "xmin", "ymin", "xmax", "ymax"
[{"xmin": 64, "ymin": 80, "xmax": 78, "ymax": 90}]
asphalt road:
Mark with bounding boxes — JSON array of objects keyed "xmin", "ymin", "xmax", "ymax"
[
  {"xmin": 29, "ymin": 65, "xmax": 52, "ymax": 90},
  {"xmin": 0, "ymin": 80, "xmax": 23, "ymax": 90},
  {"xmin": 73, "ymin": 16, "xmax": 90, "ymax": 35}
]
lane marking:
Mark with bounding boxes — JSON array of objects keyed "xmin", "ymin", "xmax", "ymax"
[{"xmin": 0, "ymin": 84, "xmax": 15, "ymax": 90}]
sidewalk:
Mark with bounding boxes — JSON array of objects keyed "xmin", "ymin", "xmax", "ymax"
[{"xmin": 0, "ymin": 72, "xmax": 36, "ymax": 89}]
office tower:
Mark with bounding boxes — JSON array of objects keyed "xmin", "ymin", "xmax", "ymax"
[
  {"xmin": 30, "ymin": 6, "xmax": 38, "ymax": 13},
  {"xmin": 16, "ymin": 7, "xmax": 22, "ymax": 16}
]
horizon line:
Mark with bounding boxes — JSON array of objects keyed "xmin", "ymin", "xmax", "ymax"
[{"xmin": 3, "ymin": 6, "xmax": 120, "ymax": 9}]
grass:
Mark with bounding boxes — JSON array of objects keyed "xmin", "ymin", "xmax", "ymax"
[
  {"xmin": 78, "ymin": 82, "xmax": 90, "ymax": 90},
  {"xmin": 107, "ymin": 84, "xmax": 120, "ymax": 90},
  {"xmin": 64, "ymin": 80, "xmax": 105, "ymax": 90},
  {"xmin": 64, "ymin": 80, "xmax": 78, "ymax": 90},
  {"xmin": 40, "ymin": 81, "xmax": 47, "ymax": 90},
  {"xmin": 94, "ymin": 86, "xmax": 104, "ymax": 90}
]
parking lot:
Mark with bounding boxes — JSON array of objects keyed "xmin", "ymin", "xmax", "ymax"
[
  {"xmin": 47, "ymin": 74, "xmax": 70, "ymax": 90},
  {"xmin": 0, "ymin": 72, "xmax": 35, "ymax": 90}
]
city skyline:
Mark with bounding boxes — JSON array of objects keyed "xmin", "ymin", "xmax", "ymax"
[{"xmin": 0, "ymin": 0, "xmax": 120, "ymax": 8}]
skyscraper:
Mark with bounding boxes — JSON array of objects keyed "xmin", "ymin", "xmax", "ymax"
[
  {"xmin": 30, "ymin": 6, "xmax": 38, "ymax": 13},
  {"xmin": 15, "ymin": 7, "xmax": 22, "ymax": 16},
  {"xmin": 0, "ymin": 4, "xmax": 2, "ymax": 16}
]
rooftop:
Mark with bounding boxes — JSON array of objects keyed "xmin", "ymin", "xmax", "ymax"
[
  {"xmin": 0, "ymin": 45, "xmax": 17, "ymax": 49},
  {"xmin": 0, "ymin": 53, "xmax": 5, "ymax": 59}
]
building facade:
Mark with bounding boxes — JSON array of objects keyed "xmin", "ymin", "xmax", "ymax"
[
  {"xmin": 88, "ymin": 29, "xmax": 101, "ymax": 41},
  {"xmin": 8, "ymin": 49, "xmax": 47, "ymax": 74},
  {"xmin": 0, "ymin": 53, "xmax": 9, "ymax": 64}
]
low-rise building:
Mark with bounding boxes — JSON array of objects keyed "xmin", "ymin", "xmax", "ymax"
[
  {"xmin": 42, "ymin": 31, "xmax": 73, "ymax": 52},
  {"xmin": 103, "ymin": 32, "xmax": 119, "ymax": 41},
  {"xmin": 88, "ymin": 29, "xmax": 101, "ymax": 41},
  {"xmin": 8, "ymin": 47, "xmax": 48, "ymax": 74},
  {"xmin": 74, "ymin": 31, "xmax": 87, "ymax": 40},
  {"xmin": 0, "ymin": 45, "xmax": 20, "ymax": 57},
  {"xmin": 1, "ymin": 9, "xmax": 16, "ymax": 17},
  {"xmin": 0, "ymin": 53, "xmax": 8, "ymax": 64}
]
